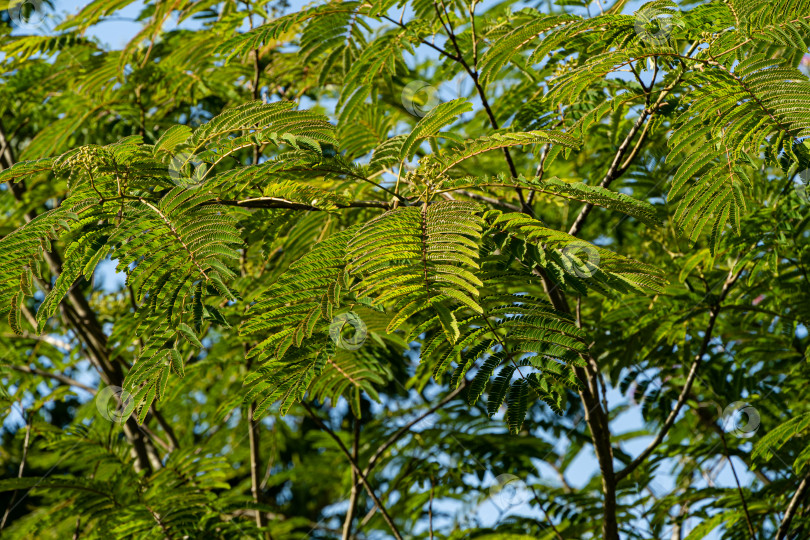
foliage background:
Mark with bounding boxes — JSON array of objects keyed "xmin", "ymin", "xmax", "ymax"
[{"xmin": 0, "ymin": 0, "xmax": 809, "ymax": 538}]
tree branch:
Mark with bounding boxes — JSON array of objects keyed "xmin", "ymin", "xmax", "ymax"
[
  {"xmin": 0, "ymin": 411, "xmax": 32, "ymax": 532},
  {"xmin": 525, "ymin": 49, "xmax": 696, "ymax": 536},
  {"xmin": 429, "ymin": 0, "xmax": 525, "ymax": 209},
  {"xmin": 1, "ymin": 364, "xmax": 96, "ymax": 394},
  {"xmin": 615, "ymin": 266, "xmax": 742, "ymax": 482},
  {"xmin": 719, "ymin": 430, "xmax": 756, "ymax": 538},
  {"xmin": 528, "ymin": 485, "xmax": 565, "ymax": 540},
  {"xmin": 535, "ymin": 267, "xmax": 618, "ymax": 538},
  {"xmin": 362, "ymin": 382, "xmax": 466, "ymax": 477},
  {"xmin": 776, "ymin": 473, "xmax": 810, "ymax": 540},
  {"xmin": 301, "ymin": 403, "xmax": 404, "ymax": 540},
  {"xmin": 150, "ymin": 408, "xmax": 180, "ymax": 452},
  {"xmin": 342, "ymin": 415, "xmax": 361, "ymax": 540},
  {"xmin": 567, "ymin": 44, "xmax": 697, "ymax": 237},
  {"xmin": 248, "ymin": 402, "xmax": 267, "ymax": 533},
  {"xmin": 0, "ymin": 118, "xmax": 158, "ymax": 475},
  {"xmin": 211, "ymin": 197, "xmax": 392, "ymax": 211}
]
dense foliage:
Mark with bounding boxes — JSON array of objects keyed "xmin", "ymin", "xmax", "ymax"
[{"xmin": 0, "ymin": 0, "xmax": 809, "ymax": 538}]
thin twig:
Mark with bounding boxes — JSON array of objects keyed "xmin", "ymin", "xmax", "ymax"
[
  {"xmin": 211, "ymin": 197, "xmax": 392, "ymax": 211},
  {"xmin": 248, "ymin": 402, "xmax": 267, "ymax": 534},
  {"xmin": 342, "ymin": 415, "xmax": 361, "ymax": 540},
  {"xmin": 2, "ymin": 364, "xmax": 96, "ymax": 394},
  {"xmin": 718, "ymin": 431, "xmax": 756, "ymax": 538},
  {"xmin": 302, "ymin": 403, "xmax": 404, "ymax": 540},
  {"xmin": 616, "ymin": 266, "xmax": 743, "ymax": 481},
  {"xmin": 428, "ymin": 476, "xmax": 434, "ymax": 540},
  {"xmin": 529, "ymin": 485, "xmax": 565, "ymax": 540},
  {"xmin": 567, "ymin": 43, "xmax": 697, "ymax": 237},
  {"xmin": 429, "ymin": 0, "xmax": 525, "ymax": 209},
  {"xmin": 0, "ymin": 411, "xmax": 33, "ymax": 531},
  {"xmin": 776, "ymin": 472, "xmax": 810, "ymax": 540},
  {"xmin": 362, "ymin": 383, "xmax": 466, "ymax": 477}
]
